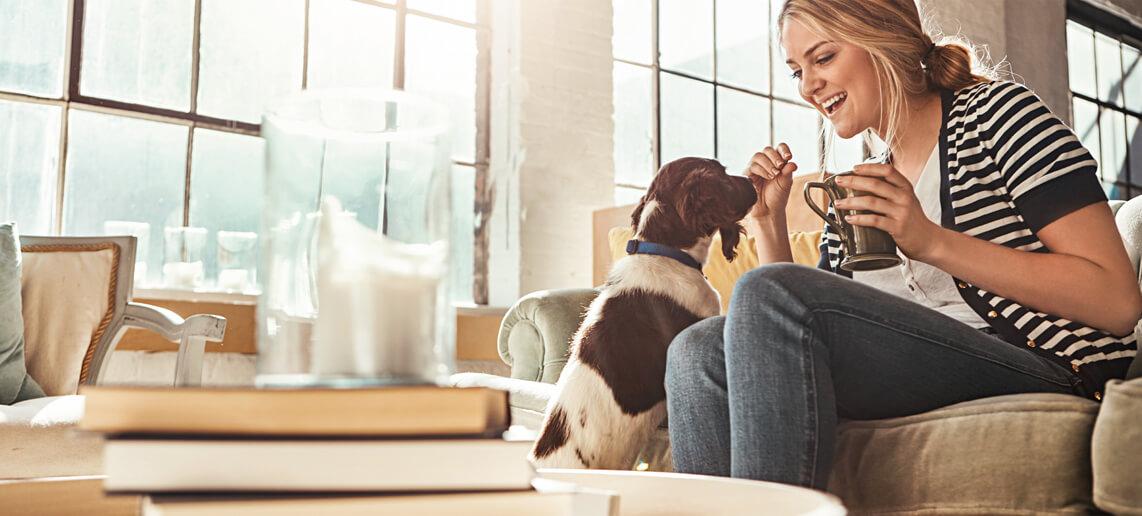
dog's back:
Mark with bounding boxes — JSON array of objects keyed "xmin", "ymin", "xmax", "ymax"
[{"xmin": 529, "ymin": 254, "xmax": 719, "ymax": 469}]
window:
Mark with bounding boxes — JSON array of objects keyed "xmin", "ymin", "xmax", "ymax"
[
  {"xmin": 0, "ymin": 0, "xmax": 489, "ymax": 302},
  {"xmin": 1066, "ymin": 8, "xmax": 1142, "ymax": 200},
  {"xmin": 611, "ymin": 0, "xmax": 865, "ymax": 205}
]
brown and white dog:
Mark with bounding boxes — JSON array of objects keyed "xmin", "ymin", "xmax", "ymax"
[{"xmin": 529, "ymin": 156, "xmax": 758, "ymax": 470}]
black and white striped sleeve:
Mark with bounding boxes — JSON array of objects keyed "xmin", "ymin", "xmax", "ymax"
[{"xmin": 976, "ymin": 81, "xmax": 1107, "ymax": 232}]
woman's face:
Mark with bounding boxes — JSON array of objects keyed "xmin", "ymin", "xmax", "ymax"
[{"xmin": 780, "ymin": 18, "xmax": 882, "ymax": 139}]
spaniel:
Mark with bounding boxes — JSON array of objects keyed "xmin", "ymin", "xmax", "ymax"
[{"xmin": 529, "ymin": 156, "xmax": 757, "ymax": 470}]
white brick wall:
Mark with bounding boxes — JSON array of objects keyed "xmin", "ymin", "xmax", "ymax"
[{"xmin": 488, "ymin": 0, "xmax": 615, "ymax": 304}]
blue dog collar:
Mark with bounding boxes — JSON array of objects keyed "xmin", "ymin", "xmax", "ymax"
[{"xmin": 626, "ymin": 239, "xmax": 703, "ymax": 272}]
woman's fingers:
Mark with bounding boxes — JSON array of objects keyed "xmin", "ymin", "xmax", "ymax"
[
  {"xmin": 836, "ymin": 175, "xmax": 900, "ymax": 201},
  {"xmin": 834, "ymin": 194, "xmax": 900, "ymax": 217},
  {"xmin": 852, "ymin": 163, "xmax": 909, "ymax": 189},
  {"xmin": 777, "ymin": 142, "xmax": 792, "ymax": 161},
  {"xmin": 842, "ymin": 213, "xmax": 894, "ymax": 234}
]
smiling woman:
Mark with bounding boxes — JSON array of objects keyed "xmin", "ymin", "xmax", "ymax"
[{"xmin": 665, "ymin": 0, "xmax": 1142, "ymax": 497}]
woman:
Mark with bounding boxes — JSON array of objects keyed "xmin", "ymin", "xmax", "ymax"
[{"xmin": 664, "ymin": 0, "xmax": 1142, "ymax": 490}]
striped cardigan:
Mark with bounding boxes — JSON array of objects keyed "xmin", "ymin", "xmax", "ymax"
[{"xmin": 817, "ymin": 80, "xmax": 1135, "ymax": 399}]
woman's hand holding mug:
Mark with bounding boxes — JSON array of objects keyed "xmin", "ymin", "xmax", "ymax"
[{"xmin": 833, "ymin": 163, "xmax": 945, "ymax": 262}]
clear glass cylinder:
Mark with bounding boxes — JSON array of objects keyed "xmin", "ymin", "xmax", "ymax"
[
  {"xmin": 162, "ymin": 226, "xmax": 207, "ymax": 290},
  {"xmin": 257, "ymin": 89, "xmax": 454, "ymax": 388}
]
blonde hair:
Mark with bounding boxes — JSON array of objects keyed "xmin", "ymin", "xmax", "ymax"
[{"xmin": 777, "ymin": 0, "xmax": 997, "ymax": 163}]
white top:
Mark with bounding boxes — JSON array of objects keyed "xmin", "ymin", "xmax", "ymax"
[{"xmin": 852, "ymin": 145, "xmax": 990, "ymax": 329}]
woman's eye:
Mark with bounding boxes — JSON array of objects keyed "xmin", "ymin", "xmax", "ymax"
[
  {"xmin": 816, "ymin": 53, "xmax": 834, "ymax": 65},
  {"xmin": 791, "ymin": 70, "xmax": 802, "ymax": 80}
]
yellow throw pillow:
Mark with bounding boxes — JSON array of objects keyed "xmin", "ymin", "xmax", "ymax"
[{"xmin": 607, "ymin": 227, "xmax": 823, "ymax": 313}]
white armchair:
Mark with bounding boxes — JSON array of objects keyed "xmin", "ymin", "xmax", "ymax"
[{"xmin": 1, "ymin": 235, "xmax": 227, "ymax": 479}]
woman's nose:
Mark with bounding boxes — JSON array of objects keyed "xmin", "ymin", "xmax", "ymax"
[{"xmin": 799, "ymin": 69, "xmax": 824, "ymax": 101}]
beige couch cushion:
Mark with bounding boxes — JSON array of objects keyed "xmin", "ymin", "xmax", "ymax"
[
  {"xmin": 1092, "ymin": 377, "xmax": 1142, "ymax": 515},
  {"xmin": 829, "ymin": 393, "xmax": 1099, "ymax": 515},
  {"xmin": 20, "ymin": 246, "xmax": 115, "ymax": 396}
]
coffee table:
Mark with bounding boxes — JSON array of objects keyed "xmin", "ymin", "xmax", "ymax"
[{"xmin": 538, "ymin": 468, "xmax": 845, "ymax": 515}]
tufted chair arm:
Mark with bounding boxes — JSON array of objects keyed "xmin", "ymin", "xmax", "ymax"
[{"xmin": 497, "ymin": 288, "xmax": 599, "ymax": 384}]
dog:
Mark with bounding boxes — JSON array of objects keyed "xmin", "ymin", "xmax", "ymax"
[{"xmin": 529, "ymin": 156, "xmax": 758, "ymax": 470}]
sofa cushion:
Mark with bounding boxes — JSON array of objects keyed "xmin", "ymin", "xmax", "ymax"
[
  {"xmin": 1092, "ymin": 377, "xmax": 1142, "ymax": 515},
  {"xmin": 0, "ymin": 223, "xmax": 44, "ymax": 405},
  {"xmin": 829, "ymin": 392, "xmax": 1099, "ymax": 514}
]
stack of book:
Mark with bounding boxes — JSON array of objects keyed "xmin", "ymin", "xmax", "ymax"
[{"xmin": 79, "ymin": 385, "xmax": 616, "ymax": 515}]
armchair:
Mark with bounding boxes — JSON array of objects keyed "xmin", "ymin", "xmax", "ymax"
[{"xmin": 1, "ymin": 235, "xmax": 228, "ymax": 479}]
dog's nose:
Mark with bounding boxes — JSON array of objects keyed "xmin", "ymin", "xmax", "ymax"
[{"xmin": 732, "ymin": 175, "xmax": 758, "ymax": 208}]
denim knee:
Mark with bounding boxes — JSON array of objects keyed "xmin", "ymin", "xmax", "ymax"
[
  {"xmin": 734, "ymin": 262, "xmax": 811, "ymax": 294},
  {"xmin": 666, "ymin": 316, "xmax": 726, "ymax": 388}
]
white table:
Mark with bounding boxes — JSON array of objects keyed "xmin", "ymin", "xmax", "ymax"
[{"xmin": 538, "ymin": 469, "xmax": 845, "ymax": 516}]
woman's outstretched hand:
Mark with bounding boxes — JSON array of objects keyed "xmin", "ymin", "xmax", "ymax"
[
  {"xmin": 747, "ymin": 143, "xmax": 798, "ymax": 220},
  {"xmin": 833, "ymin": 163, "xmax": 946, "ymax": 261}
]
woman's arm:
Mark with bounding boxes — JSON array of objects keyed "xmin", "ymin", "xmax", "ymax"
[{"xmin": 745, "ymin": 214, "xmax": 794, "ymax": 265}]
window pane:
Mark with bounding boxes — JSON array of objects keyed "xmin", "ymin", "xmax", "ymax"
[
  {"xmin": 407, "ymin": 0, "xmax": 476, "ymax": 24},
  {"xmin": 826, "ymin": 131, "xmax": 864, "ymax": 173},
  {"xmin": 450, "ymin": 165, "xmax": 475, "ymax": 302},
  {"xmin": 188, "ymin": 129, "xmax": 264, "ymax": 287},
  {"xmin": 404, "ymin": 15, "xmax": 477, "ymax": 163},
  {"xmin": 659, "ymin": 0, "xmax": 713, "ymax": 80},
  {"xmin": 0, "ymin": 0, "xmax": 68, "ymax": 97},
  {"xmin": 1128, "ymin": 115, "xmax": 1140, "ymax": 195},
  {"xmin": 0, "ymin": 100, "xmax": 60, "ymax": 235},
  {"xmin": 773, "ymin": 99, "xmax": 820, "ymax": 174},
  {"xmin": 770, "ymin": 0, "xmax": 804, "ymax": 104},
  {"xmin": 307, "ymin": 0, "xmax": 395, "ymax": 89},
  {"xmin": 1096, "ymin": 32, "xmax": 1124, "ymax": 106},
  {"xmin": 1067, "ymin": 21, "xmax": 1096, "ymax": 99},
  {"xmin": 1072, "ymin": 97, "xmax": 1101, "ymax": 170},
  {"xmin": 63, "ymin": 110, "xmax": 188, "ymax": 285},
  {"xmin": 716, "ymin": 87, "xmax": 769, "ymax": 175},
  {"xmin": 615, "ymin": 185, "xmax": 645, "ymax": 206},
  {"xmin": 613, "ymin": 0, "xmax": 652, "ymax": 64},
  {"xmin": 1124, "ymin": 42, "xmax": 1142, "ymax": 114},
  {"xmin": 197, "ymin": 0, "xmax": 305, "ymax": 123},
  {"xmin": 614, "ymin": 62, "xmax": 654, "ymax": 187},
  {"xmin": 1099, "ymin": 107, "xmax": 1127, "ymax": 198},
  {"xmin": 660, "ymin": 73, "xmax": 714, "ymax": 164},
  {"xmin": 80, "ymin": 0, "xmax": 194, "ymax": 111},
  {"xmin": 716, "ymin": 0, "xmax": 768, "ymax": 92}
]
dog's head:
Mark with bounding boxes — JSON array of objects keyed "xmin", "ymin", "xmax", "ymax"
[{"xmin": 630, "ymin": 157, "xmax": 758, "ymax": 262}]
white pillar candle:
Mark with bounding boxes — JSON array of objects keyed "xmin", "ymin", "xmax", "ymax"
[
  {"xmin": 217, "ymin": 268, "xmax": 250, "ymax": 291},
  {"xmin": 162, "ymin": 261, "xmax": 204, "ymax": 289},
  {"xmin": 311, "ymin": 199, "xmax": 446, "ymax": 382}
]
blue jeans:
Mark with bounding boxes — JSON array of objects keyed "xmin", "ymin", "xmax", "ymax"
[{"xmin": 664, "ymin": 263, "xmax": 1084, "ymax": 490}]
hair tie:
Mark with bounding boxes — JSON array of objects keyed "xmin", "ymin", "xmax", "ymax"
[{"xmin": 923, "ymin": 43, "xmax": 937, "ymax": 62}]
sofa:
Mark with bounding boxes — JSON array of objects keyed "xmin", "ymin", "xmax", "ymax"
[{"xmin": 453, "ymin": 197, "xmax": 1142, "ymax": 515}]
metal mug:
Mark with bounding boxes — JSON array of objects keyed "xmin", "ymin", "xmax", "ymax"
[{"xmin": 803, "ymin": 172, "xmax": 903, "ymax": 272}]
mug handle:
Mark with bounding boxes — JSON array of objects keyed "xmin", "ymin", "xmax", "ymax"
[{"xmin": 803, "ymin": 181, "xmax": 847, "ymax": 239}]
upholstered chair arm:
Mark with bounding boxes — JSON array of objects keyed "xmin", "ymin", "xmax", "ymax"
[
  {"xmin": 121, "ymin": 303, "xmax": 227, "ymax": 387},
  {"xmin": 498, "ymin": 288, "xmax": 599, "ymax": 384}
]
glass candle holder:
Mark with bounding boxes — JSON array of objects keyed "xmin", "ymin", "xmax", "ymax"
[
  {"xmin": 217, "ymin": 230, "xmax": 257, "ymax": 292},
  {"xmin": 103, "ymin": 220, "xmax": 150, "ymax": 287},
  {"xmin": 162, "ymin": 226, "xmax": 207, "ymax": 290},
  {"xmin": 257, "ymin": 88, "xmax": 455, "ymax": 388}
]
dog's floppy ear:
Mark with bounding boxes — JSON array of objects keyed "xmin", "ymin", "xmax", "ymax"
[
  {"xmin": 630, "ymin": 194, "xmax": 649, "ymax": 232},
  {"xmin": 678, "ymin": 172, "xmax": 729, "ymax": 235},
  {"xmin": 719, "ymin": 223, "xmax": 745, "ymax": 262}
]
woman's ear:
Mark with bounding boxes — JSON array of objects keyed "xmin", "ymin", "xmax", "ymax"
[{"xmin": 719, "ymin": 223, "xmax": 745, "ymax": 262}]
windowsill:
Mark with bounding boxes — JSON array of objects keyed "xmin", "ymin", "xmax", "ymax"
[
  {"xmin": 134, "ymin": 287, "xmax": 508, "ymax": 316},
  {"xmin": 134, "ymin": 288, "xmax": 258, "ymax": 305}
]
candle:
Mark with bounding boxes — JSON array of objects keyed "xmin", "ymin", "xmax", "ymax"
[
  {"xmin": 311, "ymin": 199, "xmax": 447, "ymax": 382},
  {"xmin": 217, "ymin": 268, "xmax": 250, "ymax": 292},
  {"xmin": 163, "ymin": 261, "xmax": 204, "ymax": 289}
]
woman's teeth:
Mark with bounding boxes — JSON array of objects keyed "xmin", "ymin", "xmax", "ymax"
[{"xmin": 823, "ymin": 92, "xmax": 847, "ymax": 115}]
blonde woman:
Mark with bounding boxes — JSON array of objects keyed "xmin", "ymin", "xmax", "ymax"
[{"xmin": 664, "ymin": 0, "xmax": 1141, "ymax": 489}]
